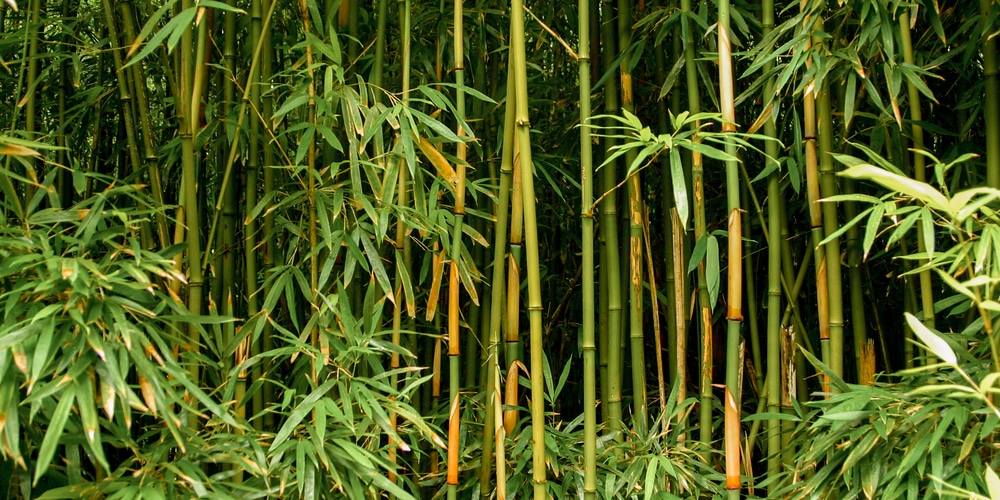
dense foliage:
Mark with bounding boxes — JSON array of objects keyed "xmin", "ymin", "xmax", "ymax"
[{"xmin": 1, "ymin": 0, "xmax": 1000, "ymax": 498}]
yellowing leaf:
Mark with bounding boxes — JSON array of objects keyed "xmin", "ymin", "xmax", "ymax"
[
  {"xmin": 414, "ymin": 135, "xmax": 457, "ymax": 186},
  {"xmin": 0, "ymin": 143, "xmax": 39, "ymax": 156}
]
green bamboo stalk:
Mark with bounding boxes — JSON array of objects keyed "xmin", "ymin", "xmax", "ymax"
[
  {"xmin": 844, "ymin": 175, "xmax": 868, "ymax": 381},
  {"xmin": 245, "ymin": 0, "xmax": 265, "ymax": 433},
  {"xmin": 387, "ymin": 0, "xmax": 409, "ymax": 481},
  {"xmin": 899, "ymin": 8, "xmax": 935, "ymax": 338},
  {"xmin": 510, "ymin": 1, "xmax": 546, "ymax": 495},
  {"xmin": 480, "ymin": 64, "xmax": 516, "ymax": 500},
  {"xmin": 680, "ymin": 0, "xmax": 713, "ymax": 448},
  {"xmin": 742, "ymin": 180, "xmax": 762, "ymax": 394},
  {"xmin": 656, "ymin": 26, "xmax": 680, "ymax": 389},
  {"xmin": 55, "ymin": 0, "xmax": 74, "ymax": 208},
  {"xmin": 760, "ymin": 0, "xmax": 782, "ymax": 491},
  {"xmin": 179, "ymin": 0, "xmax": 205, "ymax": 427},
  {"xmin": 578, "ymin": 0, "xmax": 596, "ymax": 494},
  {"xmin": 372, "ymin": 0, "xmax": 388, "ymax": 92},
  {"xmin": 809, "ymin": 14, "xmax": 845, "ymax": 384},
  {"xmin": 220, "ymin": 0, "xmax": 245, "ymax": 448},
  {"xmin": 718, "ymin": 0, "xmax": 742, "ymax": 495},
  {"xmin": 983, "ymin": 0, "xmax": 1000, "ymax": 188},
  {"xmin": 99, "ymin": 0, "xmax": 143, "ymax": 190},
  {"xmin": 23, "ymin": 0, "xmax": 40, "ymax": 205},
  {"xmin": 600, "ymin": 0, "xmax": 624, "ymax": 439},
  {"xmin": 617, "ymin": 0, "xmax": 648, "ymax": 435},
  {"xmin": 121, "ymin": 0, "xmax": 169, "ymax": 249},
  {"xmin": 259, "ymin": 0, "xmax": 277, "ymax": 432}
]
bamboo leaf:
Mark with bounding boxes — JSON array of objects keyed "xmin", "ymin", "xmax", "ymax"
[
  {"xmin": 669, "ymin": 147, "xmax": 688, "ymax": 229},
  {"xmin": 34, "ymin": 390, "xmax": 75, "ymax": 485},
  {"xmin": 359, "ymin": 233, "xmax": 394, "ymax": 305},
  {"xmin": 271, "ymin": 379, "xmax": 336, "ymax": 451},
  {"xmin": 707, "ymin": 235, "xmax": 720, "ymax": 309},
  {"xmin": 125, "ymin": 6, "xmax": 196, "ymax": 68},
  {"xmin": 904, "ymin": 312, "xmax": 956, "ymax": 364},
  {"xmin": 986, "ymin": 467, "xmax": 1000, "ymax": 499},
  {"xmin": 840, "ymin": 164, "xmax": 950, "ymax": 212}
]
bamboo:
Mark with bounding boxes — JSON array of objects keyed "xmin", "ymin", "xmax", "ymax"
[
  {"xmin": 480, "ymin": 64, "xmax": 516, "ymax": 500},
  {"xmin": 742, "ymin": 181, "xmax": 762, "ymax": 394},
  {"xmin": 389, "ymin": 0, "xmax": 413, "ymax": 484},
  {"xmin": 503, "ymin": 131, "xmax": 524, "ymax": 436},
  {"xmin": 121, "ymin": 0, "xmax": 169, "ymax": 249},
  {"xmin": 801, "ymin": 7, "xmax": 830, "ymax": 394},
  {"xmin": 679, "ymin": 0, "xmax": 713, "ymax": 448},
  {"xmin": 446, "ymin": 2, "xmax": 468, "ymax": 496},
  {"xmin": 259, "ymin": 0, "xmax": 277, "ymax": 432},
  {"xmin": 718, "ymin": 0, "xmax": 742, "ymax": 495},
  {"xmin": 578, "ymin": 0, "xmax": 597, "ymax": 493},
  {"xmin": 618, "ymin": 0, "xmax": 648, "ymax": 434},
  {"xmin": 372, "ymin": 0, "xmax": 388, "ymax": 92},
  {"xmin": 99, "ymin": 0, "xmax": 144, "ymax": 193},
  {"xmin": 246, "ymin": 0, "xmax": 265, "ymax": 433},
  {"xmin": 899, "ymin": 8, "xmax": 936, "ymax": 339},
  {"xmin": 220, "ymin": 0, "xmax": 246, "ymax": 457},
  {"xmin": 23, "ymin": 0, "xmax": 39, "ymax": 204},
  {"xmin": 179, "ymin": 0, "xmax": 205, "ymax": 427},
  {"xmin": 817, "ymin": 45, "xmax": 844, "ymax": 383},
  {"xmin": 656, "ymin": 25, "xmax": 681, "ymax": 389},
  {"xmin": 600, "ymin": 0, "xmax": 624, "ymax": 439},
  {"xmin": 761, "ymin": 0, "xmax": 782, "ymax": 491},
  {"xmin": 983, "ymin": 0, "xmax": 1000, "ymax": 188},
  {"xmin": 509, "ymin": 1, "xmax": 546, "ymax": 495}
]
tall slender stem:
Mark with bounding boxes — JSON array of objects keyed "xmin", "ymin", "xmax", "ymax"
[{"xmin": 510, "ymin": 1, "xmax": 546, "ymax": 495}]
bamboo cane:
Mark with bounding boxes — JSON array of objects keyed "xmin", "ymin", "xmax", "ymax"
[
  {"xmin": 760, "ymin": 0, "xmax": 783, "ymax": 491},
  {"xmin": 600, "ymin": 0, "xmax": 625, "ymax": 439},
  {"xmin": 578, "ymin": 0, "xmax": 597, "ymax": 494},
  {"xmin": 618, "ymin": 0, "xmax": 649, "ymax": 435},
  {"xmin": 718, "ymin": 0, "xmax": 742, "ymax": 495},
  {"xmin": 509, "ymin": 1, "xmax": 546, "ymax": 495},
  {"xmin": 982, "ymin": 0, "xmax": 999, "ymax": 188}
]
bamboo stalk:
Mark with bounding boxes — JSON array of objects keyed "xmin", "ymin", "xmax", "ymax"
[
  {"xmin": 983, "ymin": 0, "xmax": 1000, "ymax": 188},
  {"xmin": 259, "ymin": 0, "xmax": 277, "ymax": 432},
  {"xmin": 760, "ymin": 0, "xmax": 782, "ymax": 491},
  {"xmin": 509, "ymin": 1, "xmax": 546, "ymax": 495},
  {"xmin": 578, "ymin": 0, "xmax": 596, "ymax": 493},
  {"xmin": 801, "ymin": 7, "xmax": 830, "ymax": 394},
  {"xmin": 446, "ymin": 2, "xmax": 468, "ymax": 496},
  {"xmin": 176, "ymin": 0, "xmax": 205, "ymax": 429},
  {"xmin": 389, "ymin": 0, "xmax": 413, "ymax": 483},
  {"xmin": 678, "ymin": 0, "xmax": 713, "ymax": 449},
  {"xmin": 817, "ymin": 51, "xmax": 844, "ymax": 384},
  {"xmin": 899, "ymin": 8, "xmax": 936, "ymax": 342},
  {"xmin": 600, "ymin": 0, "xmax": 624, "ymax": 439},
  {"xmin": 618, "ymin": 0, "xmax": 648, "ymax": 435},
  {"xmin": 480, "ymin": 60, "xmax": 516, "ymax": 500},
  {"xmin": 718, "ymin": 0, "xmax": 742, "ymax": 495},
  {"xmin": 22, "ymin": 0, "xmax": 39, "ymax": 203}
]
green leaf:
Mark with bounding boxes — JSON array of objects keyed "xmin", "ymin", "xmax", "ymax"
[
  {"xmin": 271, "ymin": 379, "xmax": 336, "ymax": 451},
  {"xmin": 707, "ymin": 235, "xmax": 720, "ymax": 310},
  {"xmin": 34, "ymin": 389, "xmax": 75, "ymax": 485},
  {"xmin": 126, "ymin": 6, "xmax": 197, "ymax": 68},
  {"xmin": 841, "ymin": 163, "xmax": 950, "ymax": 212}
]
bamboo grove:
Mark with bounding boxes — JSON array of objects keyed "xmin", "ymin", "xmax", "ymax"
[{"xmin": 1, "ymin": 0, "xmax": 1000, "ymax": 498}]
